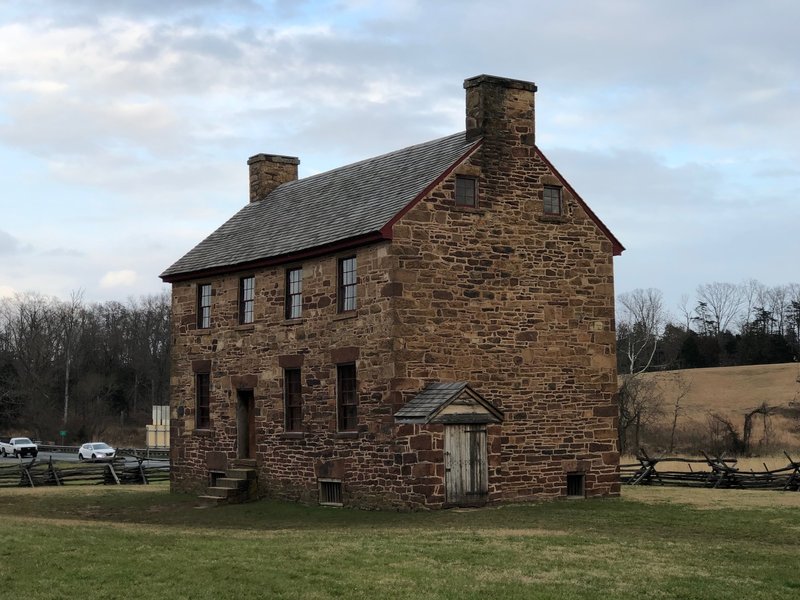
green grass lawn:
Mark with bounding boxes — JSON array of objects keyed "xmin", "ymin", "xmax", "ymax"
[{"xmin": 0, "ymin": 485, "xmax": 798, "ymax": 599}]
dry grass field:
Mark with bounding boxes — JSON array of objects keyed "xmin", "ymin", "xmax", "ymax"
[{"xmin": 637, "ymin": 362, "xmax": 800, "ymax": 451}]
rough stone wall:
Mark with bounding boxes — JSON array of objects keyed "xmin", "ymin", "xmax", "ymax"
[
  {"xmin": 170, "ymin": 242, "xmax": 422, "ymax": 505},
  {"xmin": 169, "ymin": 77, "xmax": 619, "ymax": 508},
  {"xmin": 387, "ymin": 100, "xmax": 620, "ymax": 501}
]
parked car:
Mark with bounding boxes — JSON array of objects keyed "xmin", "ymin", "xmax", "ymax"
[
  {"xmin": 0, "ymin": 437, "xmax": 38, "ymax": 458},
  {"xmin": 78, "ymin": 442, "xmax": 116, "ymax": 461}
]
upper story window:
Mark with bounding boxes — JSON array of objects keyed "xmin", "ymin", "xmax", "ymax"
[
  {"xmin": 543, "ymin": 185, "xmax": 563, "ymax": 216},
  {"xmin": 285, "ymin": 267, "xmax": 303, "ymax": 320},
  {"xmin": 338, "ymin": 256, "xmax": 357, "ymax": 313},
  {"xmin": 337, "ymin": 363, "xmax": 357, "ymax": 431},
  {"xmin": 197, "ymin": 284, "xmax": 211, "ymax": 329},
  {"xmin": 196, "ymin": 372, "xmax": 210, "ymax": 429},
  {"xmin": 455, "ymin": 176, "xmax": 477, "ymax": 208},
  {"xmin": 239, "ymin": 276, "xmax": 255, "ymax": 324},
  {"xmin": 284, "ymin": 368, "xmax": 303, "ymax": 432}
]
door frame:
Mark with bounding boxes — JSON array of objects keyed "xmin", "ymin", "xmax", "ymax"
[
  {"xmin": 236, "ymin": 389, "xmax": 256, "ymax": 460},
  {"xmin": 444, "ymin": 423, "xmax": 488, "ymax": 507}
]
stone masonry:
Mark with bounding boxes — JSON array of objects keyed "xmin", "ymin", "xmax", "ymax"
[{"xmin": 165, "ymin": 74, "xmax": 621, "ymax": 508}]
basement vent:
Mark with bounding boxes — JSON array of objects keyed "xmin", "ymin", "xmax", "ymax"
[
  {"xmin": 566, "ymin": 473, "xmax": 585, "ymax": 498},
  {"xmin": 319, "ymin": 479, "xmax": 343, "ymax": 506},
  {"xmin": 209, "ymin": 471, "xmax": 225, "ymax": 487}
]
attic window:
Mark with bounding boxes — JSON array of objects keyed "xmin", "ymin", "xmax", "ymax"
[
  {"xmin": 543, "ymin": 185, "xmax": 563, "ymax": 216},
  {"xmin": 455, "ymin": 176, "xmax": 477, "ymax": 207}
]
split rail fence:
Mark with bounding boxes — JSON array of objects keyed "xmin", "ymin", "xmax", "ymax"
[
  {"xmin": 621, "ymin": 450, "xmax": 800, "ymax": 491},
  {"xmin": 0, "ymin": 455, "xmax": 169, "ymax": 488}
]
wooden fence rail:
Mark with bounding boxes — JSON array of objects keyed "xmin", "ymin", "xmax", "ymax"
[
  {"xmin": 0, "ymin": 456, "xmax": 169, "ymax": 488},
  {"xmin": 621, "ymin": 449, "xmax": 800, "ymax": 491}
]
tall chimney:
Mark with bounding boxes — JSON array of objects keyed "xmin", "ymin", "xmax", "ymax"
[
  {"xmin": 247, "ymin": 153, "xmax": 300, "ymax": 202},
  {"xmin": 464, "ymin": 75, "xmax": 537, "ymax": 147}
]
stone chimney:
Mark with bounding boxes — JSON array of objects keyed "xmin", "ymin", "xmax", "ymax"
[
  {"xmin": 247, "ymin": 153, "xmax": 300, "ymax": 202},
  {"xmin": 464, "ymin": 74, "xmax": 537, "ymax": 147}
]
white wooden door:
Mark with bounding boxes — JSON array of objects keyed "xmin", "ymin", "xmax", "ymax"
[{"xmin": 444, "ymin": 424, "xmax": 488, "ymax": 505}]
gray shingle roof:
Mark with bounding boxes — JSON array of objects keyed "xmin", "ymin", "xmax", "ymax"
[
  {"xmin": 161, "ymin": 132, "xmax": 479, "ymax": 279},
  {"xmin": 394, "ymin": 382, "xmax": 470, "ymax": 421},
  {"xmin": 395, "ymin": 382, "xmax": 503, "ymax": 424}
]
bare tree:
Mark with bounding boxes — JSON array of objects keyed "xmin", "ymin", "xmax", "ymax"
[
  {"xmin": 665, "ymin": 373, "xmax": 691, "ymax": 453},
  {"xmin": 696, "ymin": 282, "xmax": 742, "ymax": 337},
  {"xmin": 58, "ymin": 289, "xmax": 85, "ymax": 427},
  {"xmin": 618, "ymin": 375, "xmax": 664, "ymax": 454},
  {"xmin": 617, "ymin": 288, "xmax": 666, "ymax": 374}
]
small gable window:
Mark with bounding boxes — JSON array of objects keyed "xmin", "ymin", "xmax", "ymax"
[
  {"xmin": 197, "ymin": 284, "xmax": 212, "ymax": 329},
  {"xmin": 543, "ymin": 185, "xmax": 563, "ymax": 216},
  {"xmin": 455, "ymin": 176, "xmax": 477, "ymax": 208},
  {"xmin": 239, "ymin": 276, "xmax": 255, "ymax": 324}
]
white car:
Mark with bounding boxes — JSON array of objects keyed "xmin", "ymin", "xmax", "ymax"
[{"xmin": 78, "ymin": 442, "xmax": 116, "ymax": 461}]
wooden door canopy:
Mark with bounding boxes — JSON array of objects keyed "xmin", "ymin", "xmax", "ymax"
[{"xmin": 394, "ymin": 382, "xmax": 503, "ymax": 425}]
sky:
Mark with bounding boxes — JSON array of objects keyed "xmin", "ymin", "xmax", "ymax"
[{"xmin": 0, "ymin": 0, "xmax": 798, "ymax": 317}]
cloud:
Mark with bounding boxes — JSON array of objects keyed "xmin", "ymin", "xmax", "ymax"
[
  {"xmin": 0, "ymin": 230, "xmax": 22, "ymax": 255},
  {"xmin": 100, "ymin": 269, "xmax": 138, "ymax": 288}
]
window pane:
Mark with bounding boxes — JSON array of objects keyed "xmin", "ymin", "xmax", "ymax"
[
  {"xmin": 198, "ymin": 284, "xmax": 211, "ymax": 328},
  {"xmin": 284, "ymin": 368, "xmax": 302, "ymax": 431},
  {"xmin": 286, "ymin": 268, "xmax": 303, "ymax": 319},
  {"xmin": 337, "ymin": 364, "xmax": 357, "ymax": 431},
  {"xmin": 543, "ymin": 186, "xmax": 562, "ymax": 215},
  {"xmin": 455, "ymin": 176, "xmax": 476, "ymax": 207},
  {"xmin": 240, "ymin": 277, "xmax": 255, "ymax": 324},
  {"xmin": 196, "ymin": 373, "xmax": 210, "ymax": 428},
  {"xmin": 338, "ymin": 257, "xmax": 357, "ymax": 312}
]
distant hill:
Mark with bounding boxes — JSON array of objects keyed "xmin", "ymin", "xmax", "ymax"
[{"xmin": 636, "ymin": 363, "xmax": 800, "ymax": 451}]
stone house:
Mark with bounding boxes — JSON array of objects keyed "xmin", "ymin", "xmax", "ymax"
[{"xmin": 160, "ymin": 74, "xmax": 624, "ymax": 509}]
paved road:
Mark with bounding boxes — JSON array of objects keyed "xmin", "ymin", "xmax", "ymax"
[{"xmin": 0, "ymin": 450, "xmax": 168, "ymax": 466}]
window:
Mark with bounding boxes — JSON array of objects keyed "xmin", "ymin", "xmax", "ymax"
[
  {"xmin": 543, "ymin": 185, "xmax": 563, "ymax": 216},
  {"xmin": 337, "ymin": 363, "xmax": 357, "ymax": 431},
  {"xmin": 284, "ymin": 368, "xmax": 303, "ymax": 431},
  {"xmin": 455, "ymin": 176, "xmax": 477, "ymax": 207},
  {"xmin": 196, "ymin": 373, "xmax": 210, "ymax": 429},
  {"xmin": 319, "ymin": 479, "xmax": 343, "ymax": 506},
  {"xmin": 197, "ymin": 284, "xmax": 211, "ymax": 328},
  {"xmin": 566, "ymin": 473, "xmax": 585, "ymax": 498},
  {"xmin": 285, "ymin": 268, "xmax": 303, "ymax": 319},
  {"xmin": 239, "ymin": 276, "xmax": 255, "ymax": 324},
  {"xmin": 337, "ymin": 257, "xmax": 357, "ymax": 313}
]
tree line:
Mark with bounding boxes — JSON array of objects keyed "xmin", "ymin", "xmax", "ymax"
[
  {"xmin": 0, "ymin": 291, "xmax": 170, "ymax": 443},
  {"xmin": 616, "ymin": 280, "xmax": 800, "ymax": 455},
  {"xmin": 617, "ymin": 280, "xmax": 800, "ymax": 374}
]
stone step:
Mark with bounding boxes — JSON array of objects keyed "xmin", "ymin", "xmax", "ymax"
[
  {"xmin": 197, "ymin": 495, "xmax": 226, "ymax": 506},
  {"xmin": 217, "ymin": 477, "xmax": 249, "ymax": 490},
  {"xmin": 227, "ymin": 468, "xmax": 257, "ymax": 481},
  {"xmin": 207, "ymin": 486, "xmax": 236, "ymax": 498}
]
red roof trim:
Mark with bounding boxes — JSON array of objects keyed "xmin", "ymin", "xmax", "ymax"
[
  {"xmin": 160, "ymin": 231, "xmax": 387, "ymax": 283},
  {"xmin": 379, "ymin": 140, "xmax": 483, "ymax": 238},
  {"xmin": 534, "ymin": 147, "xmax": 624, "ymax": 256}
]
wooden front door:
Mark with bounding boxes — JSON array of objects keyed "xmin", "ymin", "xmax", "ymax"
[
  {"xmin": 444, "ymin": 424, "xmax": 488, "ymax": 506},
  {"xmin": 236, "ymin": 390, "xmax": 256, "ymax": 460}
]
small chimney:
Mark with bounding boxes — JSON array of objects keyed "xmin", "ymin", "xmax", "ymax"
[
  {"xmin": 247, "ymin": 153, "xmax": 300, "ymax": 202},
  {"xmin": 463, "ymin": 74, "xmax": 537, "ymax": 146}
]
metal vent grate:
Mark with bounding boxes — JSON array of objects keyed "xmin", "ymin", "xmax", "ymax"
[
  {"xmin": 319, "ymin": 479, "xmax": 343, "ymax": 506},
  {"xmin": 566, "ymin": 473, "xmax": 585, "ymax": 498}
]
